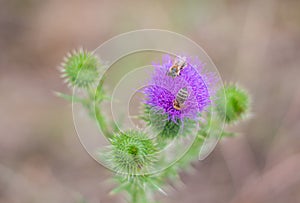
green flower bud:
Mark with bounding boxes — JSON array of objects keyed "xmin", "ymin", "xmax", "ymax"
[
  {"xmin": 216, "ymin": 84, "xmax": 250, "ymax": 124},
  {"xmin": 108, "ymin": 130, "xmax": 158, "ymax": 176},
  {"xmin": 60, "ymin": 49, "xmax": 99, "ymax": 88}
]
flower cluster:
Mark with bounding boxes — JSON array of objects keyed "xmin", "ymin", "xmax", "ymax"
[{"xmin": 58, "ymin": 49, "xmax": 252, "ymax": 203}]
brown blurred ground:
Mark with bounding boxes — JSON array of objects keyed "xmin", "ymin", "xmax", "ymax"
[{"xmin": 0, "ymin": 0, "xmax": 300, "ymax": 203}]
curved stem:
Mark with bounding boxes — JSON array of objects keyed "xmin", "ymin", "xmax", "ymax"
[{"xmin": 95, "ymin": 105, "xmax": 111, "ymax": 139}]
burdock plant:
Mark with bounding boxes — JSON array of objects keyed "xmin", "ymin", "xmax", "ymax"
[{"xmin": 58, "ymin": 50, "xmax": 251, "ymax": 203}]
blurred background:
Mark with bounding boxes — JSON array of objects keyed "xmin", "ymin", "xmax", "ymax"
[{"xmin": 0, "ymin": 0, "xmax": 300, "ymax": 202}]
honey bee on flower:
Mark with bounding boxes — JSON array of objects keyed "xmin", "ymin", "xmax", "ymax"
[
  {"xmin": 166, "ymin": 56, "xmax": 187, "ymax": 78},
  {"xmin": 144, "ymin": 55, "xmax": 216, "ymax": 123},
  {"xmin": 173, "ymin": 87, "xmax": 189, "ymax": 111}
]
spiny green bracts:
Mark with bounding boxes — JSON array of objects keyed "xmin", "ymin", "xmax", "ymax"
[
  {"xmin": 108, "ymin": 130, "xmax": 158, "ymax": 177},
  {"xmin": 216, "ymin": 84, "xmax": 250, "ymax": 124},
  {"xmin": 60, "ymin": 49, "xmax": 100, "ymax": 88}
]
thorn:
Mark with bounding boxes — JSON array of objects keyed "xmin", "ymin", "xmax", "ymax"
[
  {"xmin": 57, "ymin": 66, "xmax": 64, "ymax": 72},
  {"xmin": 60, "ymin": 62, "xmax": 66, "ymax": 67},
  {"xmin": 64, "ymin": 56, "xmax": 69, "ymax": 62},
  {"xmin": 58, "ymin": 67, "xmax": 66, "ymax": 73},
  {"xmin": 53, "ymin": 91, "xmax": 61, "ymax": 96},
  {"xmin": 60, "ymin": 73, "xmax": 67, "ymax": 78}
]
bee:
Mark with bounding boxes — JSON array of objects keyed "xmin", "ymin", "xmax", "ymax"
[
  {"xmin": 173, "ymin": 87, "xmax": 189, "ymax": 110},
  {"xmin": 167, "ymin": 56, "xmax": 187, "ymax": 78}
]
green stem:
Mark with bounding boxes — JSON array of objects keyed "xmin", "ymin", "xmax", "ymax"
[
  {"xmin": 84, "ymin": 85, "xmax": 112, "ymax": 140},
  {"xmin": 132, "ymin": 187, "xmax": 138, "ymax": 203},
  {"xmin": 130, "ymin": 178, "xmax": 150, "ymax": 203},
  {"xmin": 95, "ymin": 105, "xmax": 111, "ymax": 139},
  {"xmin": 130, "ymin": 179, "xmax": 139, "ymax": 203}
]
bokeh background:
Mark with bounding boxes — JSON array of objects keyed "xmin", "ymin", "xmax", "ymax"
[{"xmin": 1, "ymin": 0, "xmax": 300, "ymax": 202}]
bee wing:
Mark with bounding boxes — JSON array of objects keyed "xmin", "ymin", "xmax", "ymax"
[{"xmin": 176, "ymin": 56, "xmax": 187, "ymax": 67}]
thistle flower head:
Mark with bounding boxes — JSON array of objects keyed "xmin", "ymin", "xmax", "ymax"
[
  {"xmin": 216, "ymin": 84, "xmax": 250, "ymax": 123},
  {"xmin": 107, "ymin": 130, "xmax": 158, "ymax": 176},
  {"xmin": 143, "ymin": 55, "xmax": 215, "ymax": 123},
  {"xmin": 60, "ymin": 49, "xmax": 99, "ymax": 88}
]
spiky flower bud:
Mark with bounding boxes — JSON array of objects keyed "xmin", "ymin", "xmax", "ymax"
[
  {"xmin": 216, "ymin": 84, "xmax": 250, "ymax": 124},
  {"xmin": 60, "ymin": 49, "xmax": 99, "ymax": 88},
  {"xmin": 107, "ymin": 130, "xmax": 158, "ymax": 176}
]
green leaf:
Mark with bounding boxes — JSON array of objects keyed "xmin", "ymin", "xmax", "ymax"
[
  {"xmin": 221, "ymin": 131, "xmax": 236, "ymax": 137},
  {"xmin": 54, "ymin": 91, "xmax": 83, "ymax": 103}
]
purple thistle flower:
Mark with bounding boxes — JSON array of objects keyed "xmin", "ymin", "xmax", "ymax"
[{"xmin": 144, "ymin": 54, "xmax": 216, "ymax": 123}]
